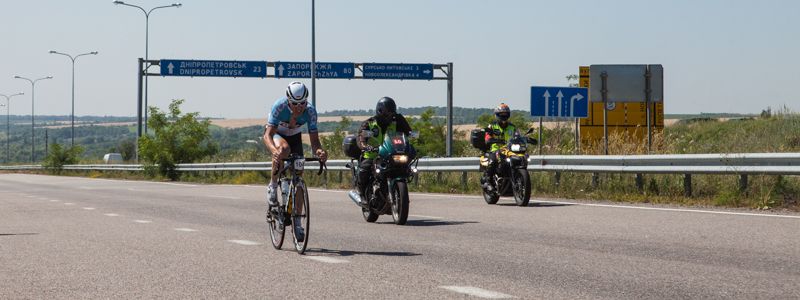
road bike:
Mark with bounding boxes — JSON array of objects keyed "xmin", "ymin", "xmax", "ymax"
[{"xmin": 266, "ymin": 154, "xmax": 325, "ymax": 254}]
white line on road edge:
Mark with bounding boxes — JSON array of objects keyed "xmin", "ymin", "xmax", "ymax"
[
  {"xmin": 82, "ymin": 207, "xmax": 95, "ymax": 210},
  {"xmin": 173, "ymin": 228, "xmax": 198, "ymax": 232},
  {"xmin": 439, "ymin": 286, "xmax": 515, "ymax": 299},
  {"xmin": 304, "ymin": 256, "xmax": 349, "ymax": 264},
  {"xmin": 227, "ymin": 240, "xmax": 261, "ymax": 246},
  {"xmin": 104, "ymin": 213, "xmax": 119, "ymax": 217},
  {"xmin": 537, "ymin": 200, "xmax": 800, "ymax": 220},
  {"xmin": 209, "ymin": 195, "xmax": 241, "ymax": 200},
  {"xmin": 409, "ymin": 214, "xmax": 443, "ymax": 220},
  {"xmin": 133, "ymin": 220, "xmax": 152, "ymax": 224}
]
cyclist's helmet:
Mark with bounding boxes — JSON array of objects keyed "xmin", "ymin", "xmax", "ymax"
[
  {"xmin": 286, "ymin": 81, "xmax": 309, "ymax": 104},
  {"xmin": 494, "ymin": 103, "xmax": 511, "ymax": 122},
  {"xmin": 376, "ymin": 97, "xmax": 397, "ymax": 119}
]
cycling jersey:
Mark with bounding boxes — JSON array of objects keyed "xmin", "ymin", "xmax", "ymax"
[{"xmin": 266, "ymin": 96, "xmax": 318, "ymax": 136}]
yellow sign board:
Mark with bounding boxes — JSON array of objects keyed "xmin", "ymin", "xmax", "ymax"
[{"xmin": 578, "ymin": 66, "xmax": 664, "ymax": 144}]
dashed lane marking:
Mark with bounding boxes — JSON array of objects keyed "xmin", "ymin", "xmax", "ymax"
[
  {"xmin": 49, "ymin": 200, "xmax": 60, "ymax": 202},
  {"xmin": 133, "ymin": 220, "xmax": 152, "ymax": 224},
  {"xmin": 104, "ymin": 213, "xmax": 119, "ymax": 217},
  {"xmin": 173, "ymin": 228, "xmax": 198, "ymax": 232},
  {"xmin": 439, "ymin": 286, "xmax": 515, "ymax": 299},
  {"xmin": 82, "ymin": 207, "xmax": 95, "ymax": 210},
  {"xmin": 64, "ymin": 203, "xmax": 74, "ymax": 205},
  {"xmin": 209, "ymin": 195, "xmax": 241, "ymax": 200},
  {"xmin": 304, "ymin": 256, "xmax": 349, "ymax": 264},
  {"xmin": 227, "ymin": 240, "xmax": 261, "ymax": 246}
]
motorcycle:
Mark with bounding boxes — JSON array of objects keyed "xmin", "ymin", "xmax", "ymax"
[
  {"xmin": 343, "ymin": 130, "xmax": 418, "ymax": 225},
  {"xmin": 471, "ymin": 127, "xmax": 537, "ymax": 206}
]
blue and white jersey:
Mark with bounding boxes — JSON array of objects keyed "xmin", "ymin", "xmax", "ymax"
[{"xmin": 266, "ymin": 96, "xmax": 318, "ymax": 136}]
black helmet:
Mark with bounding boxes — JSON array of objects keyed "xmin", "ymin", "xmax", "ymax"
[{"xmin": 376, "ymin": 97, "xmax": 397, "ymax": 118}]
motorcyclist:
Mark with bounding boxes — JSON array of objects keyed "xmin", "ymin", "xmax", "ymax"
[
  {"xmin": 356, "ymin": 97, "xmax": 413, "ymax": 207},
  {"xmin": 481, "ymin": 103, "xmax": 519, "ymax": 192}
]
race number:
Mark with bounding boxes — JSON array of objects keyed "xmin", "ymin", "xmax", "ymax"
[{"xmin": 293, "ymin": 160, "xmax": 305, "ymax": 171}]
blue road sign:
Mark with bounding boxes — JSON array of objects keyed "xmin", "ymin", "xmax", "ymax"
[
  {"xmin": 274, "ymin": 62, "xmax": 355, "ymax": 79},
  {"xmin": 160, "ymin": 59, "xmax": 267, "ymax": 77},
  {"xmin": 530, "ymin": 86, "xmax": 589, "ymax": 118},
  {"xmin": 362, "ymin": 63, "xmax": 434, "ymax": 80}
]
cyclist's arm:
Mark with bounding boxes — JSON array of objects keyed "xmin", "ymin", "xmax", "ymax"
[
  {"xmin": 357, "ymin": 119, "xmax": 372, "ymax": 150},
  {"xmin": 305, "ymin": 106, "xmax": 327, "ymax": 161}
]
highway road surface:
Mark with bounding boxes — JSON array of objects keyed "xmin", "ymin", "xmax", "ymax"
[{"xmin": 1, "ymin": 174, "xmax": 799, "ymax": 299}]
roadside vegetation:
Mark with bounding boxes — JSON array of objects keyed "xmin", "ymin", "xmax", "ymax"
[{"xmin": 4, "ymin": 106, "xmax": 798, "ymax": 211}]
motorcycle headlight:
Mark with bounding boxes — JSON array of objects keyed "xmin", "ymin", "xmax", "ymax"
[
  {"xmin": 392, "ymin": 154, "xmax": 409, "ymax": 164},
  {"xmin": 511, "ymin": 144, "xmax": 526, "ymax": 152}
]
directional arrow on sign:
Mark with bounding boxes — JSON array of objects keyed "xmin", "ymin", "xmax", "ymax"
[
  {"xmin": 556, "ymin": 91, "xmax": 564, "ymax": 117},
  {"xmin": 543, "ymin": 90, "xmax": 551, "ymax": 117},
  {"xmin": 277, "ymin": 64, "xmax": 285, "ymax": 77},
  {"xmin": 423, "ymin": 69, "xmax": 431, "ymax": 74},
  {"xmin": 570, "ymin": 93, "xmax": 584, "ymax": 117},
  {"xmin": 167, "ymin": 63, "xmax": 175, "ymax": 74}
]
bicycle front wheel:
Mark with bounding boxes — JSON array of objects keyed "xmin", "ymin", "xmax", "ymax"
[
  {"xmin": 291, "ymin": 181, "xmax": 310, "ymax": 254},
  {"xmin": 267, "ymin": 206, "xmax": 285, "ymax": 250}
]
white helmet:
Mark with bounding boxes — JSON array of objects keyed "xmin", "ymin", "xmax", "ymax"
[{"xmin": 286, "ymin": 81, "xmax": 308, "ymax": 103}]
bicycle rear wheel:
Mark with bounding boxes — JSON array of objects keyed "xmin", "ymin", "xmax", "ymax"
[
  {"xmin": 267, "ymin": 206, "xmax": 285, "ymax": 250},
  {"xmin": 291, "ymin": 181, "xmax": 310, "ymax": 254}
]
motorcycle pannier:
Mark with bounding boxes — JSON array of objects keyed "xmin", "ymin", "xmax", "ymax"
[
  {"xmin": 470, "ymin": 129, "xmax": 487, "ymax": 151},
  {"xmin": 342, "ymin": 134, "xmax": 361, "ymax": 159}
]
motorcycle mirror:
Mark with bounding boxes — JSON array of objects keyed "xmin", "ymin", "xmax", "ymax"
[
  {"xmin": 527, "ymin": 137, "xmax": 538, "ymax": 145},
  {"xmin": 525, "ymin": 128, "xmax": 534, "ymax": 135}
]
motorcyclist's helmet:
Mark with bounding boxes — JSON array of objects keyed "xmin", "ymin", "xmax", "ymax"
[
  {"xmin": 285, "ymin": 81, "xmax": 309, "ymax": 104},
  {"xmin": 376, "ymin": 97, "xmax": 397, "ymax": 119},
  {"xmin": 494, "ymin": 103, "xmax": 511, "ymax": 122}
]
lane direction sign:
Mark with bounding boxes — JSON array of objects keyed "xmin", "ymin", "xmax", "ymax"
[
  {"xmin": 531, "ymin": 86, "xmax": 588, "ymax": 118},
  {"xmin": 362, "ymin": 63, "xmax": 434, "ymax": 80},
  {"xmin": 274, "ymin": 62, "xmax": 355, "ymax": 79},
  {"xmin": 159, "ymin": 59, "xmax": 267, "ymax": 77}
]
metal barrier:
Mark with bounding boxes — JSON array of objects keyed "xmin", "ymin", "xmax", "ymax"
[{"xmin": 3, "ymin": 153, "xmax": 798, "ymax": 196}]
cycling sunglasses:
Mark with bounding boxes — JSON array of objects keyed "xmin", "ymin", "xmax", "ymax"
[{"xmin": 290, "ymin": 101, "xmax": 308, "ymax": 107}]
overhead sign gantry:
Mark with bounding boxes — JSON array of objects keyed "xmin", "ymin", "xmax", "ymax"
[{"xmin": 137, "ymin": 58, "xmax": 455, "ymax": 156}]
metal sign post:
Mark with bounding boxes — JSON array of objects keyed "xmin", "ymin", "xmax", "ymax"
[
  {"xmin": 601, "ymin": 72, "xmax": 609, "ymax": 155},
  {"xmin": 136, "ymin": 59, "xmax": 455, "ymax": 158}
]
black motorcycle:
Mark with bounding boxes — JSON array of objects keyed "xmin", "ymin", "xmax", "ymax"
[
  {"xmin": 471, "ymin": 128, "xmax": 537, "ymax": 206},
  {"xmin": 343, "ymin": 130, "xmax": 418, "ymax": 225}
]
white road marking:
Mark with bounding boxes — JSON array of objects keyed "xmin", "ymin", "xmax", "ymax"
[
  {"xmin": 227, "ymin": 239, "xmax": 261, "ymax": 246},
  {"xmin": 64, "ymin": 203, "xmax": 75, "ymax": 205},
  {"xmin": 78, "ymin": 186, "xmax": 95, "ymax": 190},
  {"xmin": 133, "ymin": 220, "xmax": 152, "ymax": 224},
  {"xmin": 536, "ymin": 200, "xmax": 800, "ymax": 220},
  {"xmin": 104, "ymin": 213, "xmax": 119, "ymax": 217},
  {"xmin": 209, "ymin": 195, "xmax": 241, "ymax": 200},
  {"xmin": 439, "ymin": 286, "xmax": 515, "ymax": 299},
  {"xmin": 82, "ymin": 207, "xmax": 95, "ymax": 210},
  {"xmin": 158, "ymin": 182, "xmax": 198, "ymax": 187},
  {"xmin": 49, "ymin": 200, "xmax": 59, "ymax": 202},
  {"xmin": 127, "ymin": 188, "xmax": 136, "ymax": 191},
  {"xmin": 173, "ymin": 228, "xmax": 198, "ymax": 232},
  {"xmin": 410, "ymin": 214, "xmax": 442, "ymax": 220},
  {"xmin": 304, "ymin": 256, "xmax": 349, "ymax": 264}
]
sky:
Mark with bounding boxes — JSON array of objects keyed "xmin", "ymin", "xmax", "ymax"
[{"xmin": 0, "ymin": 0, "xmax": 798, "ymax": 118}]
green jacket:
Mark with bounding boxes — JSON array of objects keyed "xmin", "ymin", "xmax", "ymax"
[
  {"xmin": 486, "ymin": 122, "xmax": 517, "ymax": 152},
  {"xmin": 362, "ymin": 120, "xmax": 397, "ymax": 159}
]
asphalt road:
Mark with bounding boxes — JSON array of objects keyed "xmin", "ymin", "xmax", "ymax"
[{"xmin": 1, "ymin": 173, "xmax": 799, "ymax": 299}]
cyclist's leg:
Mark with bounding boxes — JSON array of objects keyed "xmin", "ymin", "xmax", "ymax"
[
  {"xmin": 283, "ymin": 133, "xmax": 305, "ymax": 215},
  {"xmin": 270, "ymin": 134, "xmax": 291, "ymax": 186}
]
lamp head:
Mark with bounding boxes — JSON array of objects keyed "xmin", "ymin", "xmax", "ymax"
[
  {"xmin": 13, "ymin": 75, "xmax": 20, "ymax": 79},
  {"xmin": 113, "ymin": 1, "xmax": 124, "ymax": 4},
  {"xmin": 173, "ymin": 3, "xmax": 182, "ymax": 7},
  {"xmin": 90, "ymin": 51, "xmax": 99, "ymax": 55},
  {"xmin": 49, "ymin": 50, "xmax": 57, "ymax": 54},
  {"xmin": 45, "ymin": 76, "xmax": 53, "ymax": 79}
]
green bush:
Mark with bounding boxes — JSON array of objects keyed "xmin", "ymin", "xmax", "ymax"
[
  {"xmin": 43, "ymin": 143, "xmax": 83, "ymax": 174},
  {"xmin": 138, "ymin": 99, "xmax": 218, "ymax": 180}
]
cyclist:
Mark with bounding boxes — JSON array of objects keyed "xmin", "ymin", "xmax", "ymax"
[
  {"xmin": 481, "ymin": 102, "xmax": 519, "ymax": 192},
  {"xmin": 263, "ymin": 81, "xmax": 327, "ymax": 240},
  {"xmin": 356, "ymin": 97, "xmax": 413, "ymax": 207}
]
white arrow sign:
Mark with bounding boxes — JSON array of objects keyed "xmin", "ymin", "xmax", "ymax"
[
  {"xmin": 277, "ymin": 64, "xmax": 285, "ymax": 77},
  {"xmin": 423, "ymin": 69, "xmax": 431, "ymax": 74},
  {"xmin": 570, "ymin": 93, "xmax": 584, "ymax": 117},
  {"xmin": 556, "ymin": 90, "xmax": 564, "ymax": 117},
  {"xmin": 543, "ymin": 90, "xmax": 551, "ymax": 117},
  {"xmin": 167, "ymin": 63, "xmax": 174, "ymax": 74}
]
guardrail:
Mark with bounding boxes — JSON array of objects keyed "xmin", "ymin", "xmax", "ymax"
[{"xmin": 2, "ymin": 153, "xmax": 798, "ymax": 196}]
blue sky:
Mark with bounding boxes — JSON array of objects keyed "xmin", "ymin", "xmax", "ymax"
[{"xmin": 1, "ymin": 0, "xmax": 798, "ymax": 118}]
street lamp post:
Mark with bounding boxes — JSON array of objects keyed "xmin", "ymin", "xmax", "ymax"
[
  {"xmin": 1, "ymin": 92, "xmax": 25, "ymax": 164},
  {"xmin": 14, "ymin": 76, "xmax": 52, "ymax": 163},
  {"xmin": 113, "ymin": 1, "xmax": 182, "ymax": 134},
  {"xmin": 49, "ymin": 50, "xmax": 98, "ymax": 147}
]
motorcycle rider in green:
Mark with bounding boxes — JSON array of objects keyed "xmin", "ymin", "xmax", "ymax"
[
  {"xmin": 356, "ymin": 97, "xmax": 413, "ymax": 207},
  {"xmin": 482, "ymin": 103, "xmax": 519, "ymax": 193}
]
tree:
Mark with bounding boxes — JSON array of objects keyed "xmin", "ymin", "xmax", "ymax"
[
  {"xmin": 410, "ymin": 108, "xmax": 446, "ymax": 157},
  {"xmin": 138, "ymin": 99, "xmax": 218, "ymax": 180},
  {"xmin": 320, "ymin": 116, "xmax": 352, "ymax": 159},
  {"xmin": 43, "ymin": 143, "xmax": 83, "ymax": 174},
  {"xmin": 116, "ymin": 138, "xmax": 136, "ymax": 161}
]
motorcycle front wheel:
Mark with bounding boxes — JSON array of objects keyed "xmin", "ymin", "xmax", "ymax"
[
  {"xmin": 390, "ymin": 180, "xmax": 409, "ymax": 225},
  {"xmin": 512, "ymin": 169, "xmax": 531, "ymax": 206}
]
